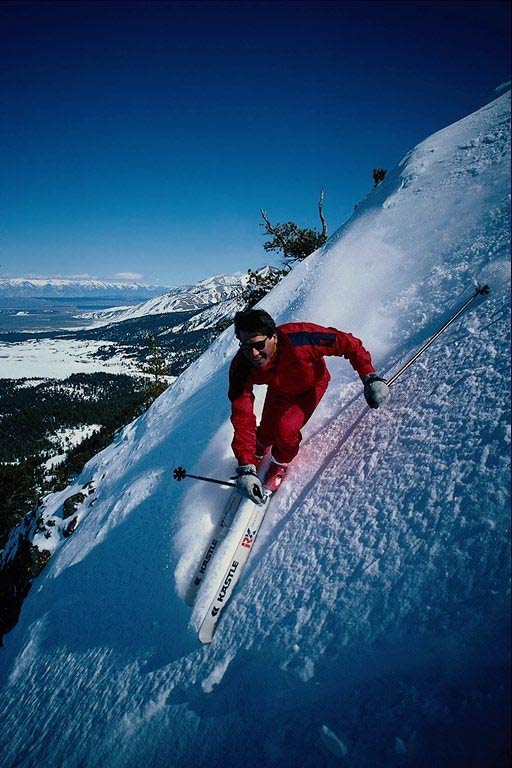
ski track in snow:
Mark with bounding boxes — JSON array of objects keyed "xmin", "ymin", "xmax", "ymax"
[{"xmin": 0, "ymin": 92, "xmax": 510, "ymax": 768}]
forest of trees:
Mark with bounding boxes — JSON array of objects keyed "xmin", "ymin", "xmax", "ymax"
[
  {"xmin": 0, "ymin": 308, "xmax": 230, "ymax": 553},
  {"xmin": 0, "ymin": 373, "xmax": 156, "ymax": 549}
]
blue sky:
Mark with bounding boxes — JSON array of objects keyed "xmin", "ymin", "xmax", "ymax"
[{"xmin": 0, "ymin": 0, "xmax": 510, "ymax": 287}]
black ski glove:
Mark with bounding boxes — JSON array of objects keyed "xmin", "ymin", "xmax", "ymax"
[
  {"xmin": 235, "ymin": 464, "xmax": 266, "ymax": 505},
  {"xmin": 362, "ymin": 373, "xmax": 390, "ymax": 409}
]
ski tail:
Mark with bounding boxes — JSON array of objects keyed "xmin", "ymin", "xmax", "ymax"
[{"xmin": 184, "ymin": 490, "xmax": 242, "ymax": 607}]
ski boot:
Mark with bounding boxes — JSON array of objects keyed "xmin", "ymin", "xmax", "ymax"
[
  {"xmin": 263, "ymin": 460, "xmax": 288, "ymax": 493},
  {"xmin": 254, "ymin": 442, "xmax": 270, "ymax": 469}
]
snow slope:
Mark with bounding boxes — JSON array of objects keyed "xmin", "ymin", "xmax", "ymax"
[{"xmin": 0, "ymin": 93, "xmax": 510, "ymax": 768}]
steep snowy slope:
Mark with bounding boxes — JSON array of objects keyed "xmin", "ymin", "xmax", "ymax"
[{"xmin": 0, "ymin": 92, "xmax": 509, "ymax": 768}]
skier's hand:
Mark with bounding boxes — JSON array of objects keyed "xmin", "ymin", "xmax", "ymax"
[
  {"xmin": 235, "ymin": 464, "xmax": 266, "ymax": 505},
  {"xmin": 362, "ymin": 373, "xmax": 390, "ymax": 409}
]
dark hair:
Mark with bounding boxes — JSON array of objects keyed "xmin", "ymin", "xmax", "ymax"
[{"xmin": 234, "ymin": 309, "xmax": 276, "ymax": 340}]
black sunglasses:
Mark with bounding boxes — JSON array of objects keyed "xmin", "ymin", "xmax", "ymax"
[{"xmin": 239, "ymin": 337, "xmax": 269, "ymax": 352}]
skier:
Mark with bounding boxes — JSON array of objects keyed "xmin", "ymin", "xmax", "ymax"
[{"xmin": 229, "ymin": 309, "xmax": 389, "ymax": 503}]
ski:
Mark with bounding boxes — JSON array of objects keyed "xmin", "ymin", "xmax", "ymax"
[
  {"xmin": 198, "ymin": 493, "xmax": 271, "ymax": 644},
  {"xmin": 184, "ymin": 489, "xmax": 243, "ymax": 607}
]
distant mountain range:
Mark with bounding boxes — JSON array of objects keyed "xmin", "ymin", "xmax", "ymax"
[
  {"xmin": 79, "ymin": 272, "xmax": 248, "ymax": 325},
  {"xmin": 0, "ymin": 278, "xmax": 171, "ymax": 299},
  {"xmin": 0, "ymin": 267, "xmax": 283, "ymax": 378},
  {"xmin": 78, "ymin": 267, "xmax": 282, "ymax": 330}
]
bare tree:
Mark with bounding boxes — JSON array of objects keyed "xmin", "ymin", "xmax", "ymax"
[
  {"xmin": 260, "ymin": 209, "xmax": 290, "ymax": 256},
  {"xmin": 318, "ymin": 188, "xmax": 327, "ymax": 239}
]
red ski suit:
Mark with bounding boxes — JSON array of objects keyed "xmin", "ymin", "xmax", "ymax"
[{"xmin": 229, "ymin": 322, "xmax": 375, "ymax": 466}]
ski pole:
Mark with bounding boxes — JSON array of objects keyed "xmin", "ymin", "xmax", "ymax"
[
  {"xmin": 386, "ymin": 283, "xmax": 490, "ymax": 387},
  {"xmin": 173, "ymin": 466, "xmax": 238, "ymax": 489}
]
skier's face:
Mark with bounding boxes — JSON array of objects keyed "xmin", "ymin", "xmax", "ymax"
[{"xmin": 239, "ymin": 331, "xmax": 278, "ymax": 369}]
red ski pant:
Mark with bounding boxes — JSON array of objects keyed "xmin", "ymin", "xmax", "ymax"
[{"xmin": 256, "ymin": 379, "xmax": 329, "ymax": 464}]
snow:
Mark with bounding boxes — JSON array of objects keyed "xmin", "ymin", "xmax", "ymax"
[
  {"xmin": 0, "ymin": 92, "xmax": 510, "ymax": 768},
  {"xmin": 320, "ymin": 724, "xmax": 349, "ymax": 758},
  {"xmin": 78, "ymin": 268, "xmax": 278, "ymax": 331},
  {"xmin": 0, "ymin": 338, "xmax": 141, "ymax": 378},
  {"xmin": 43, "ymin": 425, "xmax": 103, "ymax": 472},
  {"xmin": 47, "ymin": 425, "xmax": 103, "ymax": 450},
  {"xmin": 200, "ymin": 649, "xmax": 236, "ymax": 693},
  {"xmin": 0, "ymin": 269, "xmax": 257, "ymax": 378},
  {"xmin": 80, "ymin": 273, "xmax": 246, "ymax": 326},
  {"xmin": 0, "ymin": 278, "xmax": 169, "ymax": 298},
  {"xmin": 42, "ymin": 454, "xmax": 66, "ymax": 471},
  {"xmin": 14, "ymin": 378, "xmax": 47, "ymax": 388}
]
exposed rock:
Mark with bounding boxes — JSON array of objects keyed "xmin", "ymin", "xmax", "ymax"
[
  {"xmin": 62, "ymin": 492, "xmax": 87, "ymax": 519},
  {"xmin": 63, "ymin": 517, "xmax": 78, "ymax": 538},
  {"xmin": 29, "ymin": 545, "xmax": 51, "ymax": 577}
]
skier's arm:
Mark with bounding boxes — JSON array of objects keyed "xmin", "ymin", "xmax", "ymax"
[
  {"xmin": 228, "ymin": 355, "xmax": 257, "ymax": 466},
  {"xmin": 299, "ymin": 323, "xmax": 376, "ymax": 379},
  {"xmin": 321, "ymin": 326, "xmax": 390, "ymax": 407},
  {"xmin": 329, "ymin": 328, "xmax": 376, "ymax": 379}
]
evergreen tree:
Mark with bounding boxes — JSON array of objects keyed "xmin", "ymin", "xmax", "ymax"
[
  {"xmin": 140, "ymin": 334, "xmax": 170, "ymax": 401},
  {"xmin": 241, "ymin": 267, "xmax": 289, "ymax": 309},
  {"xmin": 373, "ymin": 168, "xmax": 387, "ymax": 187},
  {"xmin": 260, "ymin": 189, "xmax": 328, "ymax": 267}
]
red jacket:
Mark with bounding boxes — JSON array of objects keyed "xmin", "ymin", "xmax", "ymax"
[{"xmin": 229, "ymin": 322, "xmax": 375, "ymax": 465}]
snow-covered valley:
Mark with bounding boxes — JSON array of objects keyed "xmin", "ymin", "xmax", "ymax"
[
  {"xmin": 0, "ymin": 92, "xmax": 509, "ymax": 768},
  {"xmin": 0, "ymin": 336, "xmax": 143, "ymax": 378},
  {"xmin": 0, "ymin": 270, "xmax": 272, "ymax": 379}
]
